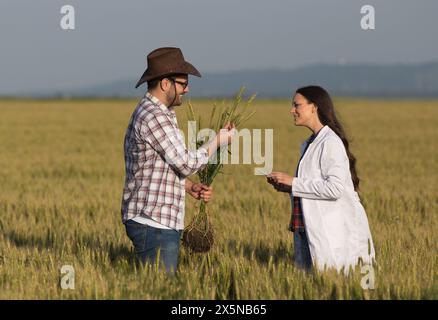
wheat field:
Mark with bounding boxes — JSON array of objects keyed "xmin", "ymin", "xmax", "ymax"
[{"xmin": 0, "ymin": 97, "xmax": 436, "ymax": 299}]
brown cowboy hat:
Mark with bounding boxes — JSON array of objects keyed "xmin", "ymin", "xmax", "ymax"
[{"xmin": 135, "ymin": 47, "xmax": 201, "ymax": 88}]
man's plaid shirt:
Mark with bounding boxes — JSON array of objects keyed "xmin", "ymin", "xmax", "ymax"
[{"xmin": 121, "ymin": 93, "xmax": 209, "ymax": 229}]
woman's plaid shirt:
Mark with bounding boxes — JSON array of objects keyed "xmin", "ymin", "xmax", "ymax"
[
  {"xmin": 288, "ymin": 132, "xmax": 319, "ymax": 233},
  {"xmin": 121, "ymin": 93, "xmax": 209, "ymax": 229}
]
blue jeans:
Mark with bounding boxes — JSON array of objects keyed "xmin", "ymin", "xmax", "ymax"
[
  {"xmin": 293, "ymin": 231, "xmax": 313, "ymax": 271},
  {"xmin": 124, "ymin": 220, "xmax": 182, "ymax": 274}
]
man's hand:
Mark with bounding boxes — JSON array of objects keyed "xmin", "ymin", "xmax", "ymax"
[
  {"xmin": 206, "ymin": 122, "xmax": 236, "ymax": 157},
  {"xmin": 217, "ymin": 122, "xmax": 236, "ymax": 146},
  {"xmin": 266, "ymin": 172, "xmax": 293, "ymax": 193},
  {"xmin": 188, "ymin": 183, "xmax": 213, "ymax": 202}
]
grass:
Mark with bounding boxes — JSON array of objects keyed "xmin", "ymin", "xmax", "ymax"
[{"xmin": 0, "ymin": 97, "xmax": 436, "ymax": 299}]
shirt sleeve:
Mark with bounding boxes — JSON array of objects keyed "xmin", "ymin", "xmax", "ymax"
[
  {"xmin": 142, "ymin": 110, "xmax": 209, "ymax": 178},
  {"xmin": 292, "ymin": 138, "xmax": 349, "ymax": 200}
]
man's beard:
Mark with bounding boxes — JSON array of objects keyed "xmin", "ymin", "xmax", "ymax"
[{"xmin": 167, "ymin": 88, "xmax": 183, "ymax": 107}]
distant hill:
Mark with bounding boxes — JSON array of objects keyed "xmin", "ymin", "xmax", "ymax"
[{"xmin": 25, "ymin": 62, "xmax": 438, "ymax": 98}]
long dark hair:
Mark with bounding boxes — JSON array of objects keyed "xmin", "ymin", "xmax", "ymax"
[{"xmin": 296, "ymin": 85, "xmax": 360, "ymax": 191}]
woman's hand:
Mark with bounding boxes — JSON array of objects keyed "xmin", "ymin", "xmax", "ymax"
[
  {"xmin": 266, "ymin": 172, "xmax": 293, "ymax": 193},
  {"xmin": 188, "ymin": 183, "xmax": 213, "ymax": 202}
]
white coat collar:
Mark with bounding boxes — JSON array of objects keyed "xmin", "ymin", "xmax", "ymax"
[{"xmin": 307, "ymin": 125, "xmax": 330, "ymax": 145}]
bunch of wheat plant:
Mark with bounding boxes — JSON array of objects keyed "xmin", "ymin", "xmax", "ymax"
[{"xmin": 181, "ymin": 87, "xmax": 256, "ymax": 253}]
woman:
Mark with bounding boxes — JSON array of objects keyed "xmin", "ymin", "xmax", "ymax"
[{"xmin": 267, "ymin": 86, "xmax": 375, "ymax": 274}]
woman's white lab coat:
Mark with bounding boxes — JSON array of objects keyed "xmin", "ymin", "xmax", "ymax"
[{"xmin": 291, "ymin": 125, "xmax": 375, "ymax": 273}]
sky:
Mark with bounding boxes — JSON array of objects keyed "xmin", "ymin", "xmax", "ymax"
[{"xmin": 0, "ymin": 0, "xmax": 437, "ymax": 94}]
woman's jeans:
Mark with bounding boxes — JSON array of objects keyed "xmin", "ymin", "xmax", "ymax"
[
  {"xmin": 124, "ymin": 219, "xmax": 182, "ymax": 274},
  {"xmin": 294, "ymin": 231, "xmax": 313, "ymax": 270}
]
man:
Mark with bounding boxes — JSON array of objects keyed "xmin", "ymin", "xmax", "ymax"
[{"xmin": 121, "ymin": 47, "xmax": 235, "ymax": 273}]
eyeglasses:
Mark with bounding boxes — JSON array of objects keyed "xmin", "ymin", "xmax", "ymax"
[{"xmin": 170, "ymin": 78, "xmax": 189, "ymax": 89}]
